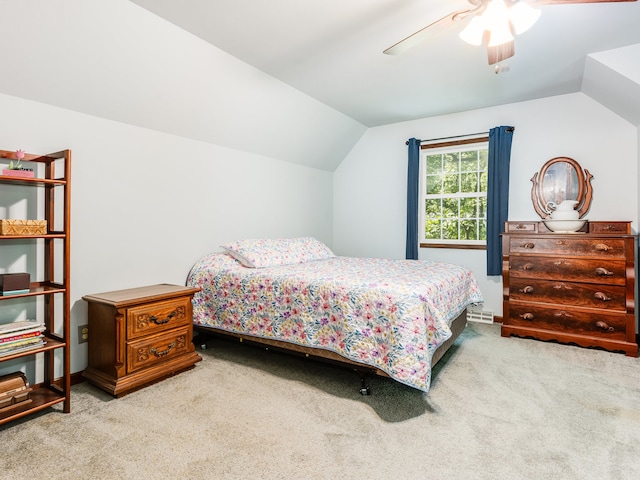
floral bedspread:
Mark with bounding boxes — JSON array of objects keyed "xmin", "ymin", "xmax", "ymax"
[{"xmin": 187, "ymin": 253, "xmax": 484, "ymax": 392}]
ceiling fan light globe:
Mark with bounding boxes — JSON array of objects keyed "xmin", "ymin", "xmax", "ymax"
[
  {"xmin": 459, "ymin": 16, "xmax": 486, "ymax": 45},
  {"xmin": 509, "ymin": 2, "xmax": 540, "ymax": 34},
  {"xmin": 487, "ymin": 22, "xmax": 514, "ymax": 47}
]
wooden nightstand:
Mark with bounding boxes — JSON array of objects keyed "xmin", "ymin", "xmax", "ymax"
[{"xmin": 82, "ymin": 284, "xmax": 202, "ymax": 397}]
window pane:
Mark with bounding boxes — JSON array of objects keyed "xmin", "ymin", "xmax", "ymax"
[
  {"xmin": 461, "ymin": 172, "xmax": 478, "ymax": 193},
  {"xmin": 443, "ymin": 153, "xmax": 459, "ymax": 173},
  {"xmin": 460, "ymin": 197, "xmax": 477, "ymax": 218},
  {"xmin": 460, "ymin": 219, "xmax": 478, "ymax": 240},
  {"xmin": 479, "ymin": 219, "xmax": 487, "ymax": 239},
  {"xmin": 426, "ymin": 175, "xmax": 442, "ymax": 195},
  {"xmin": 442, "ymin": 219, "xmax": 459, "ymax": 239},
  {"xmin": 461, "ymin": 151, "xmax": 478, "ymax": 171},
  {"xmin": 425, "ymin": 198, "xmax": 441, "ymax": 219},
  {"xmin": 425, "ymin": 219, "xmax": 441, "ymax": 239},
  {"xmin": 479, "ymin": 197, "xmax": 487, "ymax": 217},
  {"xmin": 426, "ymin": 155, "xmax": 442, "ymax": 174},
  {"xmin": 443, "ymin": 174, "xmax": 460, "ymax": 194},
  {"xmin": 442, "ymin": 198, "xmax": 459, "ymax": 218},
  {"xmin": 479, "ymin": 149, "xmax": 488, "ymax": 171},
  {"xmin": 480, "ymin": 169, "xmax": 488, "ymax": 192}
]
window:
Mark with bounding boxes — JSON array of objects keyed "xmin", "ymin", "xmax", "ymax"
[{"xmin": 420, "ymin": 138, "xmax": 488, "ymax": 248}]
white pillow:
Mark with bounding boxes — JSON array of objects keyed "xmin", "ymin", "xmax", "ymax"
[{"xmin": 221, "ymin": 237, "xmax": 334, "ymax": 268}]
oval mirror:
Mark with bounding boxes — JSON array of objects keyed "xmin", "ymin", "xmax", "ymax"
[{"xmin": 531, "ymin": 157, "xmax": 593, "ymax": 219}]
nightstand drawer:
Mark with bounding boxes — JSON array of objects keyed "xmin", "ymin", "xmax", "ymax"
[
  {"xmin": 127, "ymin": 297, "xmax": 192, "ymax": 339},
  {"xmin": 127, "ymin": 327, "xmax": 192, "ymax": 373}
]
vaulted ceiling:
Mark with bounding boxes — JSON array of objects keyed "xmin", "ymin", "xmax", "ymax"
[{"xmin": 131, "ymin": 0, "xmax": 640, "ymax": 126}]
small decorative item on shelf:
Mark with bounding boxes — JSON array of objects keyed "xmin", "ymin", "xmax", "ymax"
[
  {"xmin": 0, "ymin": 219, "xmax": 47, "ymax": 236},
  {"xmin": 0, "ymin": 372, "xmax": 33, "ymax": 412},
  {"xmin": 2, "ymin": 149, "xmax": 34, "ymax": 178},
  {"xmin": 0, "ymin": 273, "xmax": 31, "ymax": 295}
]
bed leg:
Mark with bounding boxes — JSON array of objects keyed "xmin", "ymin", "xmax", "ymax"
[{"xmin": 359, "ymin": 376, "xmax": 371, "ymax": 396}]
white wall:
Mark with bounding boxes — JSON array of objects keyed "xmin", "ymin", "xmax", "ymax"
[
  {"xmin": 0, "ymin": 0, "xmax": 366, "ymax": 171},
  {"xmin": 333, "ymin": 92, "xmax": 638, "ymax": 316},
  {"xmin": 0, "ymin": 93, "xmax": 333, "ymax": 374}
]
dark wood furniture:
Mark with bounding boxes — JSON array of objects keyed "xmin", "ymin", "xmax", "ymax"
[
  {"xmin": 82, "ymin": 284, "xmax": 202, "ymax": 397},
  {"xmin": 0, "ymin": 149, "xmax": 71, "ymax": 425},
  {"xmin": 501, "ymin": 221, "xmax": 638, "ymax": 357}
]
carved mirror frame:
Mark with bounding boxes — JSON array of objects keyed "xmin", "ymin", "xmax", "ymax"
[{"xmin": 531, "ymin": 157, "xmax": 593, "ymax": 219}]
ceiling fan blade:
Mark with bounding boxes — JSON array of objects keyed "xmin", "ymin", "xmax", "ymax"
[
  {"xmin": 531, "ymin": 0, "xmax": 636, "ymax": 4},
  {"xmin": 383, "ymin": 9, "xmax": 473, "ymax": 56}
]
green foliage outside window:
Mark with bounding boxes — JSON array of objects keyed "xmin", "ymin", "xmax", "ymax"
[{"xmin": 423, "ymin": 146, "xmax": 488, "ymax": 243}]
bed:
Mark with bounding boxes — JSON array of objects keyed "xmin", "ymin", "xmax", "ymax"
[{"xmin": 186, "ymin": 237, "xmax": 484, "ymax": 394}]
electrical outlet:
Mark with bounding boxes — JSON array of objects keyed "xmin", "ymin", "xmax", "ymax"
[{"xmin": 78, "ymin": 324, "xmax": 89, "ymax": 344}]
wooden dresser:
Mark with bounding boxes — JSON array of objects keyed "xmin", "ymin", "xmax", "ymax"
[
  {"xmin": 82, "ymin": 284, "xmax": 202, "ymax": 397},
  {"xmin": 502, "ymin": 221, "xmax": 638, "ymax": 357}
]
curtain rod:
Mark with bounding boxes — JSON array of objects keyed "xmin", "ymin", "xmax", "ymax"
[{"xmin": 405, "ymin": 127, "xmax": 514, "ymax": 145}]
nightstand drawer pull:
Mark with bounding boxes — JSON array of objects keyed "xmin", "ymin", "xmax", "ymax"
[
  {"xmin": 520, "ymin": 313, "xmax": 534, "ymax": 321},
  {"xmin": 594, "ymin": 292, "xmax": 611, "ymax": 302},
  {"xmin": 595, "ymin": 321, "xmax": 614, "ymax": 332},
  {"xmin": 595, "ymin": 243, "xmax": 612, "ymax": 252},
  {"xmin": 521, "ymin": 242, "xmax": 535, "ymax": 249},
  {"xmin": 595, "ymin": 267, "xmax": 613, "ymax": 276},
  {"xmin": 519, "ymin": 286, "xmax": 534, "ymax": 294},
  {"xmin": 522, "ymin": 263, "xmax": 534, "ymax": 271},
  {"xmin": 150, "ymin": 342, "xmax": 176, "ymax": 357},
  {"xmin": 149, "ymin": 311, "xmax": 176, "ymax": 325}
]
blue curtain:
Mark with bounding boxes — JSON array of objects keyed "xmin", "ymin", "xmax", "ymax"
[
  {"xmin": 486, "ymin": 126, "xmax": 514, "ymax": 276},
  {"xmin": 406, "ymin": 138, "xmax": 421, "ymax": 260}
]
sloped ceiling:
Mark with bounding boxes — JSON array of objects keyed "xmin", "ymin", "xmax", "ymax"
[{"xmin": 130, "ymin": 0, "xmax": 640, "ymax": 126}]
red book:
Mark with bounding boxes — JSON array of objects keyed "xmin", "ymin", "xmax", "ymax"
[{"xmin": 0, "ymin": 330, "xmax": 42, "ymax": 344}]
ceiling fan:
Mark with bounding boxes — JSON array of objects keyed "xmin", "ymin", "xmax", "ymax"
[{"xmin": 383, "ymin": 0, "xmax": 638, "ymax": 67}]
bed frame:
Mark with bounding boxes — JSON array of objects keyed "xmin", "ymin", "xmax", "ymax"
[{"xmin": 193, "ymin": 310, "xmax": 467, "ymax": 394}]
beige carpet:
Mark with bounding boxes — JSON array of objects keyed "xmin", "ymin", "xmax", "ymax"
[{"xmin": 1, "ymin": 322, "xmax": 639, "ymax": 480}]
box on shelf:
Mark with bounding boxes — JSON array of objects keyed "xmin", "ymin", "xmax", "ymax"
[
  {"xmin": 0, "ymin": 219, "xmax": 47, "ymax": 236},
  {"xmin": 2, "ymin": 169, "xmax": 35, "ymax": 178},
  {"xmin": 0, "ymin": 372, "xmax": 32, "ymax": 412},
  {"xmin": 0, "ymin": 273, "xmax": 30, "ymax": 294}
]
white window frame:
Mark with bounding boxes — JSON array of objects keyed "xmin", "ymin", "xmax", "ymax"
[{"xmin": 419, "ymin": 139, "xmax": 488, "ymax": 248}]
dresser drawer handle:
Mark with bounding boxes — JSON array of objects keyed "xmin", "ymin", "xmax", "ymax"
[
  {"xmin": 150, "ymin": 342, "xmax": 176, "ymax": 357},
  {"xmin": 521, "ymin": 242, "xmax": 535, "ymax": 249},
  {"xmin": 149, "ymin": 311, "xmax": 176, "ymax": 325},
  {"xmin": 595, "ymin": 243, "xmax": 612, "ymax": 252},
  {"xmin": 594, "ymin": 292, "xmax": 611, "ymax": 302},
  {"xmin": 519, "ymin": 313, "xmax": 534, "ymax": 321},
  {"xmin": 595, "ymin": 267, "xmax": 614, "ymax": 276},
  {"xmin": 519, "ymin": 286, "xmax": 534, "ymax": 294},
  {"xmin": 522, "ymin": 263, "xmax": 534, "ymax": 271},
  {"xmin": 595, "ymin": 321, "xmax": 614, "ymax": 332}
]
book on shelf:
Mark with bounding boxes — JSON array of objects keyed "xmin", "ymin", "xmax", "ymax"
[
  {"xmin": 0, "ymin": 336, "xmax": 46, "ymax": 357},
  {"xmin": 0, "ymin": 329, "xmax": 43, "ymax": 344},
  {"xmin": 0, "ymin": 342, "xmax": 46, "ymax": 358},
  {"xmin": 0, "ymin": 320, "xmax": 44, "ymax": 336},
  {"xmin": 1, "ymin": 289, "xmax": 31, "ymax": 296}
]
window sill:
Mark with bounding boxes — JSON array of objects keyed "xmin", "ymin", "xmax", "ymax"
[{"xmin": 420, "ymin": 243, "xmax": 486, "ymax": 250}]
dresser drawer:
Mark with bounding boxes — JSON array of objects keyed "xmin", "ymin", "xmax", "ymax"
[
  {"xmin": 507, "ymin": 302, "xmax": 627, "ymax": 341},
  {"xmin": 127, "ymin": 327, "xmax": 192, "ymax": 373},
  {"xmin": 508, "ymin": 237, "xmax": 626, "ymax": 257},
  {"xmin": 509, "ymin": 278, "xmax": 626, "ymax": 311},
  {"xmin": 127, "ymin": 296, "xmax": 192, "ymax": 339},
  {"xmin": 509, "ymin": 256, "xmax": 626, "ymax": 285},
  {"xmin": 588, "ymin": 222, "xmax": 631, "ymax": 234}
]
